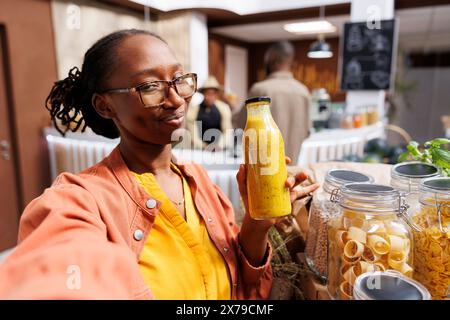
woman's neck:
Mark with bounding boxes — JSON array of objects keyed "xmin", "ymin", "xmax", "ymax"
[{"xmin": 118, "ymin": 139, "xmax": 173, "ymax": 175}]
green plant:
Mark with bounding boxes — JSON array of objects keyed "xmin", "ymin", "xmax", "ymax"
[{"xmin": 399, "ymin": 138, "xmax": 450, "ymax": 176}]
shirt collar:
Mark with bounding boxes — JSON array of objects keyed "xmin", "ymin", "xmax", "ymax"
[{"xmin": 267, "ymin": 70, "xmax": 293, "ymax": 80}]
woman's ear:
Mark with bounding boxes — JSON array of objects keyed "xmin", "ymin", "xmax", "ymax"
[{"xmin": 92, "ymin": 93, "xmax": 116, "ymax": 119}]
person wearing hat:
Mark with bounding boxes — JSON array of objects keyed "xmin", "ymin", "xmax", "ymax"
[{"xmin": 186, "ymin": 76, "xmax": 233, "ymax": 150}]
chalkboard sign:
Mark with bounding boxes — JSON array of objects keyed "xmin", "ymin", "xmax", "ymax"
[{"xmin": 340, "ymin": 19, "xmax": 397, "ymax": 91}]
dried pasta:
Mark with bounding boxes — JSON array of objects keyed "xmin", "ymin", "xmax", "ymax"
[
  {"xmin": 328, "ymin": 209, "xmax": 413, "ymax": 300},
  {"xmin": 412, "ymin": 200, "xmax": 450, "ymax": 300}
]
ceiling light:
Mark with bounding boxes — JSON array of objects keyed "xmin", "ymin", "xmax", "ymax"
[
  {"xmin": 307, "ymin": 36, "xmax": 333, "ymax": 59},
  {"xmin": 283, "ymin": 20, "xmax": 337, "ymax": 35}
]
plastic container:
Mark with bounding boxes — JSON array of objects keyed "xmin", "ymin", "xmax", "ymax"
[
  {"xmin": 305, "ymin": 169, "xmax": 373, "ymax": 282},
  {"xmin": 391, "ymin": 162, "xmax": 441, "ymax": 216},
  {"xmin": 353, "ymin": 270, "xmax": 431, "ymax": 300},
  {"xmin": 243, "ymin": 96, "xmax": 291, "ymax": 220},
  {"xmin": 327, "ymin": 183, "xmax": 413, "ymax": 300}
]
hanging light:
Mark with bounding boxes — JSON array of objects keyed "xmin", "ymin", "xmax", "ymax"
[
  {"xmin": 308, "ymin": 34, "xmax": 333, "ymax": 58},
  {"xmin": 307, "ymin": 6, "xmax": 333, "ymax": 59}
]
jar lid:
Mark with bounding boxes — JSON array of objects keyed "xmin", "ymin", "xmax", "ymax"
[
  {"xmin": 245, "ymin": 96, "xmax": 271, "ymax": 105},
  {"xmin": 323, "ymin": 169, "xmax": 373, "ymax": 194},
  {"xmin": 338, "ymin": 183, "xmax": 401, "ymax": 213},
  {"xmin": 354, "ymin": 270, "xmax": 431, "ymax": 300},
  {"xmin": 419, "ymin": 177, "xmax": 450, "ymax": 207},
  {"xmin": 391, "ymin": 161, "xmax": 440, "ymax": 181},
  {"xmin": 342, "ymin": 183, "xmax": 395, "ymax": 194},
  {"xmin": 421, "ymin": 177, "xmax": 450, "ymax": 191}
]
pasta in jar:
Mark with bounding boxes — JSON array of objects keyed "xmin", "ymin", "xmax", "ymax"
[
  {"xmin": 305, "ymin": 169, "xmax": 373, "ymax": 282},
  {"xmin": 411, "ymin": 177, "xmax": 450, "ymax": 300},
  {"xmin": 327, "ymin": 183, "xmax": 413, "ymax": 300}
]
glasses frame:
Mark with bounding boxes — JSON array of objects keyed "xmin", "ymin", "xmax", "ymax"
[{"xmin": 100, "ymin": 72, "xmax": 197, "ymax": 108}]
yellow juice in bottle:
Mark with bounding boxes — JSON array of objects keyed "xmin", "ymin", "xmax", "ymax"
[{"xmin": 243, "ymin": 96, "xmax": 291, "ymax": 220}]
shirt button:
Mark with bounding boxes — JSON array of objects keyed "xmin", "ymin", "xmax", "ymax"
[
  {"xmin": 146, "ymin": 199, "xmax": 157, "ymax": 209},
  {"xmin": 223, "ymin": 247, "xmax": 229, "ymax": 253},
  {"xmin": 207, "ymin": 217, "xmax": 213, "ymax": 223},
  {"xmin": 133, "ymin": 229, "xmax": 144, "ymax": 241}
]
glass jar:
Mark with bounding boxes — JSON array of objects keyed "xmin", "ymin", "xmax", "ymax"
[
  {"xmin": 391, "ymin": 162, "xmax": 441, "ymax": 216},
  {"xmin": 305, "ymin": 169, "xmax": 373, "ymax": 282},
  {"xmin": 409, "ymin": 177, "xmax": 450, "ymax": 300},
  {"xmin": 327, "ymin": 183, "xmax": 413, "ymax": 300},
  {"xmin": 367, "ymin": 106, "xmax": 379, "ymax": 125}
]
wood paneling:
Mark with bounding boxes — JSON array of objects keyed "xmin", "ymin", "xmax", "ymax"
[
  {"xmin": 209, "ymin": 34, "xmax": 345, "ymax": 101},
  {"xmin": 0, "ymin": 26, "xmax": 19, "ymax": 250},
  {"xmin": 248, "ymin": 38, "xmax": 345, "ymax": 101},
  {"xmin": 0, "ymin": 0, "xmax": 57, "ymax": 211},
  {"xmin": 208, "ymin": 33, "xmax": 248, "ymax": 86}
]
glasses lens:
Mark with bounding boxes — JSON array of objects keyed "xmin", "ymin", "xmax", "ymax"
[
  {"xmin": 139, "ymin": 82, "xmax": 165, "ymax": 107},
  {"xmin": 175, "ymin": 74, "xmax": 196, "ymax": 98}
]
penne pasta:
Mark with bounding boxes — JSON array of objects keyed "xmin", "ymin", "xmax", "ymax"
[
  {"xmin": 357, "ymin": 261, "xmax": 376, "ymax": 273},
  {"xmin": 335, "ymin": 230, "xmax": 349, "ymax": 248},
  {"xmin": 342, "ymin": 253, "xmax": 361, "ymax": 265},
  {"xmin": 400, "ymin": 263, "xmax": 413, "ymax": 277},
  {"xmin": 339, "ymin": 281, "xmax": 353, "ymax": 300},
  {"xmin": 368, "ymin": 234, "xmax": 390, "ymax": 255},
  {"xmin": 362, "ymin": 245, "xmax": 376, "ymax": 262},
  {"xmin": 347, "ymin": 226, "xmax": 367, "ymax": 244},
  {"xmin": 389, "ymin": 235, "xmax": 407, "ymax": 253},
  {"xmin": 388, "ymin": 251, "xmax": 407, "ymax": 270},
  {"xmin": 367, "ymin": 220, "xmax": 387, "ymax": 235},
  {"xmin": 344, "ymin": 240, "xmax": 364, "ymax": 259},
  {"xmin": 374, "ymin": 261, "xmax": 386, "ymax": 271},
  {"xmin": 343, "ymin": 266, "xmax": 358, "ymax": 285}
]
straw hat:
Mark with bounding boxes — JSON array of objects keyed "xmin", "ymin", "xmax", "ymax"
[{"xmin": 198, "ymin": 76, "xmax": 222, "ymax": 93}]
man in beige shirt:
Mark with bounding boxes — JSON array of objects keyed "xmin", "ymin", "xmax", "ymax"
[{"xmin": 235, "ymin": 41, "xmax": 311, "ymax": 164}]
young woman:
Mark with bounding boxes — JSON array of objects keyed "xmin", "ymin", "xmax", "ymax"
[{"xmin": 0, "ymin": 29, "xmax": 319, "ymax": 299}]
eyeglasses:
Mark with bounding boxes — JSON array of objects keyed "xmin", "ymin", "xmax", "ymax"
[{"xmin": 100, "ymin": 73, "xmax": 197, "ymax": 108}]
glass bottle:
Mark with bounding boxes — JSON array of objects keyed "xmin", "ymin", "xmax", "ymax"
[
  {"xmin": 327, "ymin": 183, "xmax": 413, "ymax": 300},
  {"xmin": 305, "ymin": 169, "xmax": 373, "ymax": 282},
  {"xmin": 243, "ymin": 96, "xmax": 291, "ymax": 220}
]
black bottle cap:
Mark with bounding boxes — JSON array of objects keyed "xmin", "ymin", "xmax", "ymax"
[{"xmin": 245, "ymin": 96, "xmax": 271, "ymax": 105}]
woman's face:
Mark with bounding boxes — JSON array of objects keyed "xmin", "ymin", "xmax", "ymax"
[{"xmin": 100, "ymin": 35, "xmax": 190, "ymax": 146}]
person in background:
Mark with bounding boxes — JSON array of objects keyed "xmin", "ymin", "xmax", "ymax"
[
  {"xmin": 236, "ymin": 41, "xmax": 311, "ymax": 164},
  {"xmin": 186, "ymin": 76, "xmax": 233, "ymax": 150}
]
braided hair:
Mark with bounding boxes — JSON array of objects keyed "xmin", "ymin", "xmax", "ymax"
[{"xmin": 46, "ymin": 29, "xmax": 165, "ymax": 139}]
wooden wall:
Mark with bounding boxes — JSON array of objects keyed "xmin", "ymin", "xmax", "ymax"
[
  {"xmin": 208, "ymin": 34, "xmax": 345, "ymax": 102},
  {"xmin": 0, "ymin": 0, "xmax": 57, "ymax": 210}
]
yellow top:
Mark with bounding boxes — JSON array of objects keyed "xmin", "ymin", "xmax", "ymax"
[{"xmin": 131, "ymin": 163, "xmax": 231, "ymax": 300}]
